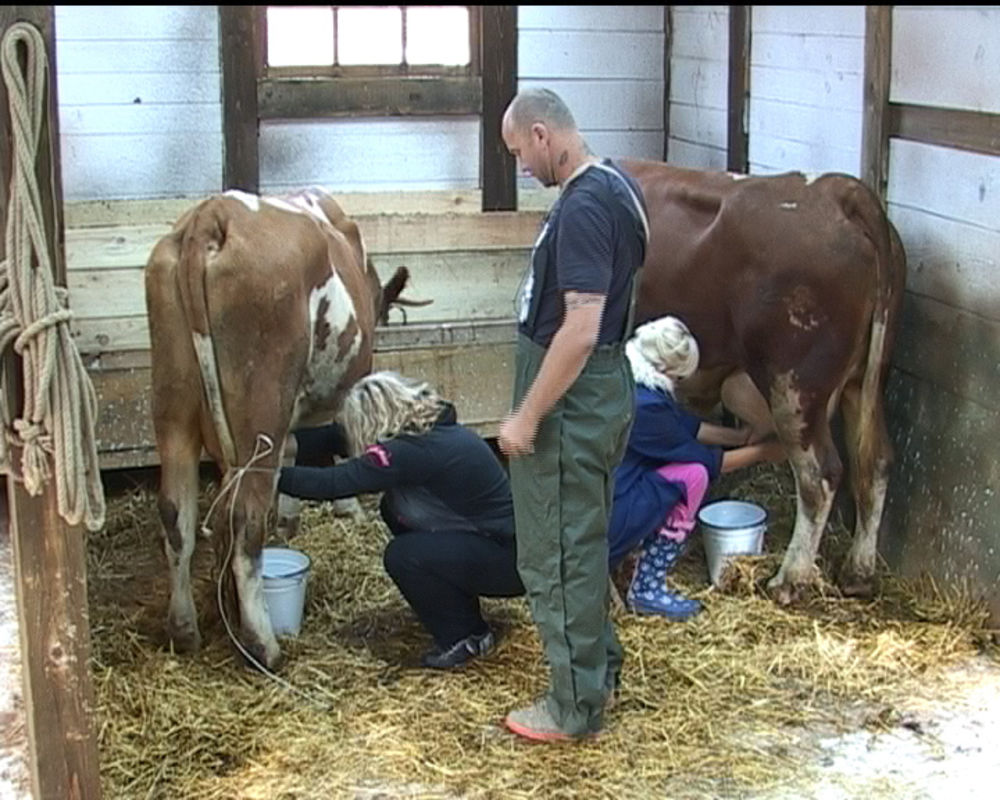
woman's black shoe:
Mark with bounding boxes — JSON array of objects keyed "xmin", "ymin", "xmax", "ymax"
[{"xmin": 421, "ymin": 629, "xmax": 496, "ymax": 669}]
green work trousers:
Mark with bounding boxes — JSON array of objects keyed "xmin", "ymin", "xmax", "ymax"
[{"xmin": 509, "ymin": 334, "xmax": 635, "ymax": 736}]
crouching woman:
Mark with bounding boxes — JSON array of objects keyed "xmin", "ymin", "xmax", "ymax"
[
  {"xmin": 278, "ymin": 371, "xmax": 524, "ymax": 668},
  {"xmin": 609, "ymin": 316, "xmax": 786, "ymax": 619}
]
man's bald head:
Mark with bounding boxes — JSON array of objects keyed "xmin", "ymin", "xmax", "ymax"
[{"xmin": 503, "ymin": 89, "xmax": 578, "ymax": 137}]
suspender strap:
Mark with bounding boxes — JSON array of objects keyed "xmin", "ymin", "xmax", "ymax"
[{"xmin": 590, "ymin": 162, "xmax": 648, "ymax": 340}]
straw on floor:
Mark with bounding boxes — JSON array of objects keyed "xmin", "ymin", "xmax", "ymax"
[{"xmin": 88, "ymin": 463, "xmax": 995, "ymax": 799}]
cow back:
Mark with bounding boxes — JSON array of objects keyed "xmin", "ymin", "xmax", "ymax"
[{"xmin": 621, "ymin": 159, "xmax": 890, "ymax": 383}]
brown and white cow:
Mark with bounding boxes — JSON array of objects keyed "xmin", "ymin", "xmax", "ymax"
[
  {"xmin": 622, "ymin": 160, "xmax": 906, "ymax": 603},
  {"xmin": 145, "ymin": 188, "xmax": 405, "ymax": 668}
]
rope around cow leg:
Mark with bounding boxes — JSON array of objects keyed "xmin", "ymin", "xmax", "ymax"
[
  {"xmin": 205, "ymin": 434, "xmax": 333, "ymax": 710},
  {"xmin": 0, "ymin": 22, "xmax": 105, "ymax": 531}
]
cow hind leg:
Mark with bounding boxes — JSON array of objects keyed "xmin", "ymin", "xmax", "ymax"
[
  {"xmin": 837, "ymin": 379, "xmax": 892, "ymax": 597},
  {"xmin": 159, "ymin": 437, "xmax": 203, "ymax": 653},
  {"xmin": 275, "ymin": 433, "xmax": 301, "ymax": 540},
  {"xmin": 766, "ymin": 381, "xmax": 843, "ymax": 604},
  {"xmin": 217, "ymin": 469, "xmax": 283, "ymax": 671}
]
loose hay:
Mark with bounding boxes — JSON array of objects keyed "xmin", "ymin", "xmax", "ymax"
[{"xmin": 88, "ymin": 464, "xmax": 996, "ymax": 799}]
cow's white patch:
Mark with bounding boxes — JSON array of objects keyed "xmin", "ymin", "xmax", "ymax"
[
  {"xmin": 234, "ymin": 547, "xmax": 279, "ymax": 663},
  {"xmin": 785, "ymin": 286, "xmax": 822, "ymax": 331},
  {"xmin": 256, "ymin": 192, "xmax": 333, "ymax": 229},
  {"xmin": 768, "ymin": 372, "xmax": 806, "ymax": 437},
  {"xmin": 192, "ymin": 332, "xmax": 239, "ymax": 466},
  {"xmin": 224, "ymin": 190, "xmax": 260, "ymax": 212},
  {"xmin": 165, "ymin": 536, "xmax": 196, "ymax": 634},
  {"xmin": 262, "ymin": 196, "xmax": 305, "ymax": 216},
  {"xmin": 788, "ymin": 310, "xmax": 819, "ymax": 330},
  {"xmin": 295, "ymin": 191, "xmax": 335, "ymax": 227},
  {"xmin": 293, "ymin": 267, "xmax": 361, "ymax": 423}
]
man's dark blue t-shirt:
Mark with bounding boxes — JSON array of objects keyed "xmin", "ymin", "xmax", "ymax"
[{"xmin": 516, "ymin": 159, "xmax": 648, "ymax": 347}]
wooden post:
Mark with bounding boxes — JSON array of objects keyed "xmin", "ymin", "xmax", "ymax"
[
  {"xmin": 662, "ymin": 6, "xmax": 672, "ymax": 161},
  {"xmin": 0, "ymin": 7, "xmax": 102, "ymax": 799},
  {"xmin": 727, "ymin": 5, "xmax": 750, "ymax": 174},
  {"xmin": 861, "ymin": 6, "xmax": 892, "ymax": 203},
  {"xmin": 480, "ymin": 5, "xmax": 517, "ymax": 212},
  {"xmin": 219, "ymin": 6, "xmax": 262, "ymax": 192}
]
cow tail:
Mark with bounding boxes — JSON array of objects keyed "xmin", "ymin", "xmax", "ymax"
[
  {"xmin": 176, "ymin": 198, "xmax": 240, "ymax": 467},
  {"xmin": 847, "ymin": 181, "xmax": 905, "ymax": 456}
]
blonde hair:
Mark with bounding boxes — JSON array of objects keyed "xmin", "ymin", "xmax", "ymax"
[
  {"xmin": 341, "ymin": 371, "xmax": 444, "ymax": 455},
  {"xmin": 626, "ymin": 316, "xmax": 700, "ymax": 394}
]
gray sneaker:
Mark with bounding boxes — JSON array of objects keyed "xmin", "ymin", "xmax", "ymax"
[
  {"xmin": 505, "ymin": 698, "xmax": 597, "ymax": 742},
  {"xmin": 420, "ymin": 629, "xmax": 495, "ymax": 669}
]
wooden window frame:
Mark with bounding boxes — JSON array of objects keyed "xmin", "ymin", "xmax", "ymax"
[
  {"xmin": 219, "ymin": 5, "xmax": 518, "ymax": 210},
  {"xmin": 259, "ymin": 5, "xmax": 483, "ymax": 120}
]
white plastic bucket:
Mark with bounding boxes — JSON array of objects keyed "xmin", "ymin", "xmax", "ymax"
[
  {"xmin": 698, "ymin": 500, "xmax": 768, "ymax": 587},
  {"xmin": 261, "ymin": 547, "xmax": 311, "ymax": 636}
]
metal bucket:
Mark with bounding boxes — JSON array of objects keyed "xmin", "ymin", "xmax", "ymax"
[
  {"xmin": 261, "ymin": 547, "xmax": 311, "ymax": 636},
  {"xmin": 698, "ymin": 500, "xmax": 768, "ymax": 587}
]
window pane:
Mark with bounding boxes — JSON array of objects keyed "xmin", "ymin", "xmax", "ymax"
[
  {"xmin": 338, "ymin": 7, "xmax": 403, "ymax": 66},
  {"xmin": 267, "ymin": 7, "xmax": 334, "ymax": 67},
  {"xmin": 406, "ymin": 6, "xmax": 470, "ymax": 66}
]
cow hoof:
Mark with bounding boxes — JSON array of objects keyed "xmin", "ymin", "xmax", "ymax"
[
  {"xmin": 236, "ymin": 635, "xmax": 284, "ymax": 672},
  {"xmin": 167, "ymin": 622, "xmax": 202, "ymax": 654},
  {"xmin": 837, "ymin": 568, "xmax": 877, "ymax": 599},
  {"xmin": 766, "ymin": 575, "xmax": 808, "ymax": 606}
]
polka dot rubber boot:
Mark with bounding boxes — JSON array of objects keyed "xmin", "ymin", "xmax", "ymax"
[{"xmin": 625, "ymin": 535, "xmax": 702, "ymax": 621}]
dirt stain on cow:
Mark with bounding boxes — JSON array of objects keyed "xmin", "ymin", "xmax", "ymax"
[
  {"xmin": 785, "ymin": 285, "xmax": 823, "ymax": 331},
  {"xmin": 313, "ymin": 296, "xmax": 331, "ymax": 351}
]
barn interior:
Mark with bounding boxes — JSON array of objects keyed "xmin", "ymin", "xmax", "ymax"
[{"xmin": 1, "ymin": 5, "xmax": 999, "ymax": 799}]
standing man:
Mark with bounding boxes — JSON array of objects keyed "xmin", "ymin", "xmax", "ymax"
[{"xmin": 497, "ymin": 88, "xmax": 649, "ymax": 741}]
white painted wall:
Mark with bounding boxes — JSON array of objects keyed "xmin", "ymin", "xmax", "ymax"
[
  {"xmin": 667, "ymin": 5, "xmax": 729, "ymax": 170},
  {"xmin": 747, "ymin": 5, "xmax": 865, "ymax": 176},
  {"xmin": 892, "ymin": 6, "xmax": 1000, "ymax": 114},
  {"xmin": 258, "ymin": 117, "xmax": 481, "ymax": 194},
  {"xmin": 888, "ymin": 141, "xmax": 1000, "ymax": 320},
  {"xmin": 54, "ymin": 5, "xmax": 666, "ymax": 202},
  {"xmin": 55, "ymin": 5, "xmax": 223, "ymax": 203},
  {"xmin": 517, "ymin": 5, "xmax": 665, "ymax": 162},
  {"xmin": 667, "ymin": 5, "xmax": 866, "ymax": 177},
  {"xmin": 887, "ymin": 6, "xmax": 1000, "ymax": 322}
]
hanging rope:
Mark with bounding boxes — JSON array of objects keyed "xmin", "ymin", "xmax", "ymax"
[{"xmin": 0, "ymin": 21, "xmax": 105, "ymax": 532}]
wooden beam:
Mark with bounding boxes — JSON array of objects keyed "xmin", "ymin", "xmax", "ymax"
[
  {"xmin": 889, "ymin": 103, "xmax": 1000, "ymax": 159},
  {"xmin": 861, "ymin": 5, "xmax": 892, "ymax": 203},
  {"xmin": 727, "ymin": 5, "xmax": 750, "ymax": 174},
  {"xmin": 219, "ymin": 6, "xmax": 261, "ymax": 192},
  {"xmin": 480, "ymin": 6, "xmax": 518, "ymax": 212},
  {"xmin": 0, "ymin": 7, "xmax": 102, "ymax": 799},
  {"xmin": 259, "ymin": 76, "xmax": 482, "ymax": 119},
  {"xmin": 662, "ymin": 6, "xmax": 672, "ymax": 161}
]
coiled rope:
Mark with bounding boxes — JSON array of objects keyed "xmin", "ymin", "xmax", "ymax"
[{"xmin": 0, "ymin": 21, "xmax": 105, "ymax": 531}]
